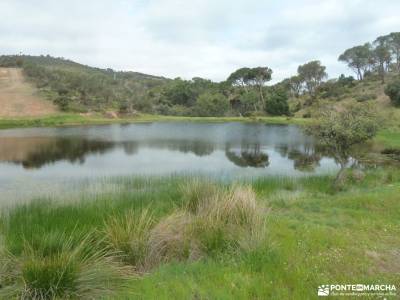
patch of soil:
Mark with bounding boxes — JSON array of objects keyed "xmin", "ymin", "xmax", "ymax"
[{"xmin": 0, "ymin": 67, "xmax": 57, "ymax": 117}]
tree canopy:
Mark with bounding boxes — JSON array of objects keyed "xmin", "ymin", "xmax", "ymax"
[
  {"xmin": 306, "ymin": 103, "xmax": 379, "ymax": 186},
  {"xmin": 338, "ymin": 44, "xmax": 371, "ymax": 80},
  {"xmin": 297, "ymin": 61, "xmax": 327, "ymax": 96}
]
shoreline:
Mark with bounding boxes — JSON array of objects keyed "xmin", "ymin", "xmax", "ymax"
[
  {"xmin": 1, "ymin": 113, "xmax": 398, "ymax": 149},
  {"xmin": 0, "ymin": 113, "xmax": 310, "ymax": 130}
]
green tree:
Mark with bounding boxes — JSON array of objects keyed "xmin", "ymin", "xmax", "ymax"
[
  {"xmin": 288, "ymin": 75, "xmax": 303, "ymax": 97},
  {"xmin": 195, "ymin": 92, "xmax": 229, "ymax": 116},
  {"xmin": 264, "ymin": 88, "xmax": 289, "ymax": 116},
  {"xmin": 227, "ymin": 67, "xmax": 252, "ymax": 91},
  {"xmin": 384, "ymin": 79, "xmax": 400, "ymax": 106},
  {"xmin": 238, "ymin": 89, "xmax": 259, "ymax": 115},
  {"xmin": 338, "ymin": 44, "xmax": 371, "ymax": 80},
  {"xmin": 246, "ymin": 67, "xmax": 273, "ymax": 105},
  {"xmin": 374, "ymin": 36, "xmax": 392, "ymax": 83},
  {"xmin": 388, "ymin": 32, "xmax": 400, "ymax": 71},
  {"xmin": 161, "ymin": 78, "xmax": 197, "ymax": 107},
  {"xmin": 297, "ymin": 61, "xmax": 327, "ymax": 96},
  {"xmin": 227, "ymin": 67, "xmax": 273, "ymax": 111},
  {"xmin": 306, "ymin": 103, "xmax": 379, "ymax": 187}
]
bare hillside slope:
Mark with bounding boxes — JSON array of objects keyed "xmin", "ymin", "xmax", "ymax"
[{"xmin": 0, "ymin": 68, "xmax": 57, "ymax": 117}]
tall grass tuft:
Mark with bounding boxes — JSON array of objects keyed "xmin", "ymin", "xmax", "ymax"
[
  {"xmin": 192, "ymin": 185, "xmax": 267, "ymax": 253},
  {"xmin": 147, "ymin": 212, "xmax": 202, "ymax": 266},
  {"xmin": 0, "ymin": 232, "xmax": 129, "ymax": 299},
  {"xmin": 148, "ymin": 183, "xmax": 267, "ymax": 265},
  {"xmin": 179, "ymin": 178, "xmax": 220, "ymax": 213},
  {"xmin": 104, "ymin": 209, "xmax": 154, "ymax": 269}
]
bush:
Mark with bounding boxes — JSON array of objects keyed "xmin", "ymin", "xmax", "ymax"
[
  {"xmin": 54, "ymin": 95, "xmax": 70, "ymax": 111},
  {"xmin": 355, "ymin": 93, "xmax": 377, "ymax": 102},
  {"xmin": 238, "ymin": 90, "xmax": 260, "ymax": 115},
  {"xmin": 385, "ymin": 79, "xmax": 400, "ymax": 106},
  {"xmin": 194, "ymin": 92, "xmax": 229, "ymax": 117},
  {"xmin": 265, "ymin": 88, "xmax": 289, "ymax": 116},
  {"xmin": 337, "ymin": 74, "xmax": 355, "ymax": 87},
  {"xmin": 168, "ymin": 104, "xmax": 193, "ymax": 116}
]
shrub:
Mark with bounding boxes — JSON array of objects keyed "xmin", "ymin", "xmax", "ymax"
[
  {"xmin": 337, "ymin": 74, "xmax": 355, "ymax": 87},
  {"xmin": 168, "ymin": 104, "xmax": 193, "ymax": 116},
  {"xmin": 384, "ymin": 79, "xmax": 400, "ymax": 106},
  {"xmin": 194, "ymin": 92, "xmax": 229, "ymax": 117},
  {"xmin": 355, "ymin": 93, "xmax": 377, "ymax": 102},
  {"xmin": 54, "ymin": 95, "xmax": 70, "ymax": 111},
  {"xmin": 0, "ymin": 233, "xmax": 129, "ymax": 299},
  {"xmin": 265, "ymin": 88, "xmax": 289, "ymax": 116},
  {"xmin": 238, "ymin": 90, "xmax": 260, "ymax": 115}
]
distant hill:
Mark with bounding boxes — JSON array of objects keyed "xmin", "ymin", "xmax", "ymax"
[
  {"xmin": 0, "ymin": 54, "xmax": 399, "ymax": 121},
  {"xmin": 0, "ymin": 55, "xmax": 169, "ymax": 113}
]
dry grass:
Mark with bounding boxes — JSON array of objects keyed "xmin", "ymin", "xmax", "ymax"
[
  {"xmin": 102, "ymin": 181, "xmax": 267, "ymax": 271},
  {"xmin": 148, "ymin": 183, "xmax": 267, "ymax": 265},
  {"xmin": 147, "ymin": 212, "xmax": 202, "ymax": 266}
]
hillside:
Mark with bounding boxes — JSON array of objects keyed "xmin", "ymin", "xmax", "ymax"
[
  {"xmin": 289, "ymin": 73, "xmax": 400, "ymax": 127},
  {"xmin": 0, "ymin": 53, "xmax": 399, "ymax": 123},
  {"xmin": 0, "ymin": 55, "xmax": 169, "ymax": 114},
  {"xmin": 0, "ymin": 67, "xmax": 57, "ymax": 117}
]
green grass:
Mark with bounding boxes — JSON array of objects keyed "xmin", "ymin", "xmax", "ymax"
[
  {"xmin": 0, "ymin": 113, "xmax": 309, "ymax": 129},
  {"xmin": 1, "ymin": 170, "xmax": 399, "ymax": 299},
  {"xmin": 376, "ymin": 129, "xmax": 400, "ymax": 148}
]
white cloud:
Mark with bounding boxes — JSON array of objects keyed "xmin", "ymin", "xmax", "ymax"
[{"xmin": 1, "ymin": 0, "xmax": 400, "ymax": 82}]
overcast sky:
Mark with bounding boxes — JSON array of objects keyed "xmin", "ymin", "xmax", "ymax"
[{"xmin": 1, "ymin": 0, "xmax": 400, "ymax": 82}]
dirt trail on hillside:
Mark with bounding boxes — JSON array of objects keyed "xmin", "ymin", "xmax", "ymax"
[{"xmin": 0, "ymin": 68, "xmax": 57, "ymax": 117}]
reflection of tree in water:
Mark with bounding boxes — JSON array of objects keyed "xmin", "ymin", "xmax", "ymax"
[
  {"xmin": 225, "ymin": 143, "xmax": 269, "ymax": 168},
  {"xmin": 122, "ymin": 141, "xmax": 139, "ymax": 155},
  {"xmin": 5, "ymin": 137, "xmax": 217, "ymax": 169},
  {"xmin": 147, "ymin": 140, "xmax": 215, "ymax": 157},
  {"xmin": 274, "ymin": 142, "xmax": 331, "ymax": 172},
  {"xmin": 20, "ymin": 138, "xmax": 115, "ymax": 169},
  {"xmin": 288, "ymin": 149, "xmax": 321, "ymax": 172}
]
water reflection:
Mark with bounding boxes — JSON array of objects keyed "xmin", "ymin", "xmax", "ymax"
[
  {"xmin": 1, "ymin": 138, "xmax": 115, "ymax": 169},
  {"xmin": 0, "ymin": 123, "xmax": 340, "ymax": 178},
  {"xmin": 225, "ymin": 144, "xmax": 269, "ymax": 168}
]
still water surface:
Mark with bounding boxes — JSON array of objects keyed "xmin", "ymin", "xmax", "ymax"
[
  {"xmin": 0, "ymin": 122, "xmax": 338, "ymax": 185},
  {"xmin": 0, "ymin": 122, "xmax": 341, "ymax": 203}
]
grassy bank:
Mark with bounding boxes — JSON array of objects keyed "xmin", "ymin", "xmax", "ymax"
[
  {"xmin": 1, "ymin": 169, "xmax": 399, "ymax": 299},
  {"xmin": 375, "ymin": 129, "xmax": 400, "ymax": 148},
  {"xmin": 0, "ymin": 113, "xmax": 309, "ymax": 129}
]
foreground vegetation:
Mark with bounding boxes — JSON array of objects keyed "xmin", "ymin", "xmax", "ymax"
[{"xmin": 1, "ymin": 167, "xmax": 399, "ymax": 299}]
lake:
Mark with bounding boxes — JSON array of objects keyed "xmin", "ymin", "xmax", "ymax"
[{"xmin": 0, "ymin": 122, "xmax": 339, "ymax": 185}]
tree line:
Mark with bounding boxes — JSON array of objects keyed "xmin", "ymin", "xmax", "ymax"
[
  {"xmin": 338, "ymin": 32, "xmax": 400, "ymax": 83},
  {"xmin": 1, "ymin": 31, "xmax": 400, "ymax": 115}
]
